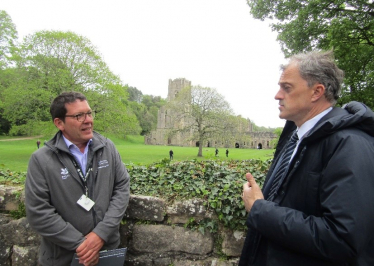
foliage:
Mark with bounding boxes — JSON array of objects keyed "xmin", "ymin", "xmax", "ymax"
[
  {"xmin": 0, "ymin": 11, "xmax": 18, "ymax": 134},
  {"xmin": 127, "ymin": 86, "xmax": 143, "ymax": 103},
  {"xmin": 16, "ymin": 30, "xmax": 121, "ymax": 92},
  {"xmin": 0, "ymin": 10, "xmax": 18, "ymax": 69},
  {"xmin": 220, "ymin": 115, "xmax": 253, "ymax": 148},
  {"xmin": 247, "ymin": 0, "xmax": 374, "ymax": 107},
  {"xmin": 0, "ymin": 138, "xmax": 273, "ymax": 231},
  {"xmin": 183, "ymin": 217, "xmax": 219, "ymax": 236},
  {"xmin": 0, "ymin": 167, "xmax": 26, "ymax": 185},
  {"xmin": 167, "ymin": 85, "xmax": 234, "ymax": 157},
  {"xmin": 270, "ymin": 127, "xmax": 283, "ymax": 148},
  {"xmin": 0, "ymin": 29, "xmax": 140, "ymax": 136},
  {"xmin": 128, "ymin": 159, "xmax": 271, "ymax": 231},
  {"xmin": 89, "ymin": 83, "xmax": 141, "ymax": 136},
  {"xmin": 10, "ymin": 201, "xmax": 26, "ymax": 219},
  {"xmin": 8, "ymin": 121, "xmax": 56, "ymax": 136},
  {"xmin": 128, "ymin": 94, "xmax": 166, "ymax": 135},
  {"xmin": 252, "ymin": 122, "xmax": 276, "ymax": 132}
]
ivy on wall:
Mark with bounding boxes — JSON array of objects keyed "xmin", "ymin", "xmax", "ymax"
[
  {"xmin": 128, "ymin": 159, "xmax": 271, "ymax": 231},
  {"xmin": 1, "ymin": 159, "xmax": 272, "ymax": 230}
]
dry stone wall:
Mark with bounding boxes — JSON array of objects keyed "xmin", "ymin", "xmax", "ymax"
[{"xmin": 0, "ymin": 186, "xmax": 245, "ymax": 266}]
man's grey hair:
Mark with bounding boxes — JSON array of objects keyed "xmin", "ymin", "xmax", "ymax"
[{"xmin": 281, "ymin": 51, "xmax": 344, "ymax": 105}]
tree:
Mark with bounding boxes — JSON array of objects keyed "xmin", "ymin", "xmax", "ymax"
[
  {"xmin": 127, "ymin": 86, "xmax": 143, "ymax": 103},
  {"xmin": 0, "ymin": 10, "xmax": 17, "ymax": 69},
  {"xmin": 15, "ymin": 30, "xmax": 121, "ymax": 94},
  {"xmin": 128, "ymin": 101, "xmax": 153, "ymax": 135},
  {"xmin": 168, "ymin": 85, "xmax": 234, "ymax": 157},
  {"xmin": 127, "ymin": 94, "xmax": 166, "ymax": 135},
  {"xmin": 220, "ymin": 115, "xmax": 252, "ymax": 148},
  {"xmin": 1, "ymin": 30, "xmax": 140, "ymax": 136},
  {"xmin": 0, "ymin": 11, "xmax": 18, "ymax": 134},
  {"xmin": 85, "ymin": 84, "xmax": 141, "ymax": 136},
  {"xmin": 270, "ymin": 127, "xmax": 283, "ymax": 148},
  {"xmin": 247, "ymin": 0, "xmax": 374, "ymax": 107}
]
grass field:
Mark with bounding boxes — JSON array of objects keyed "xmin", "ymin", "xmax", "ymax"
[{"xmin": 0, "ymin": 134, "xmax": 275, "ymax": 172}]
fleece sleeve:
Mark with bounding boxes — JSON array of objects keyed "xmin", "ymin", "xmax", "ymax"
[
  {"xmin": 25, "ymin": 153, "xmax": 85, "ymax": 250},
  {"xmin": 92, "ymin": 143, "xmax": 130, "ymax": 243}
]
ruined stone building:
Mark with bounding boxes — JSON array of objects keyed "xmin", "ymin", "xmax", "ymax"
[{"xmin": 145, "ymin": 78, "xmax": 277, "ymax": 149}]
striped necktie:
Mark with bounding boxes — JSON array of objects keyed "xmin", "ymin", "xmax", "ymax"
[{"xmin": 267, "ymin": 131, "xmax": 299, "ymax": 201}]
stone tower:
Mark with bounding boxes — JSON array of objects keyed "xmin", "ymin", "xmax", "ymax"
[{"xmin": 167, "ymin": 78, "xmax": 192, "ymax": 101}]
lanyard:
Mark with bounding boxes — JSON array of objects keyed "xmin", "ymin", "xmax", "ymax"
[{"xmin": 70, "ymin": 157, "xmax": 93, "ymax": 197}]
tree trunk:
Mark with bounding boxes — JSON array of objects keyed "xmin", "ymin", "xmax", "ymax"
[{"xmin": 197, "ymin": 142, "xmax": 203, "ymax": 157}]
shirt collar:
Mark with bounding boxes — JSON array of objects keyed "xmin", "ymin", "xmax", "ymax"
[
  {"xmin": 62, "ymin": 135, "xmax": 92, "ymax": 150},
  {"xmin": 297, "ymin": 107, "xmax": 333, "ymax": 140}
]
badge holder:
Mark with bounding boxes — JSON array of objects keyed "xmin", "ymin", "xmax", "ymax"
[{"xmin": 77, "ymin": 194, "xmax": 95, "ymax": 211}]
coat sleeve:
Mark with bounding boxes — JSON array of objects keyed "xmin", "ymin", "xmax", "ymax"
[
  {"xmin": 25, "ymin": 152, "xmax": 85, "ymax": 250},
  {"xmin": 92, "ymin": 143, "xmax": 130, "ymax": 242},
  {"xmin": 248, "ymin": 133, "xmax": 374, "ymax": 262}
]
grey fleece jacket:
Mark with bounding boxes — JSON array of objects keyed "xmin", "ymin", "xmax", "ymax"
[{"xmin": 25, "ymin": 131, "xmax": 130, "ymax": 266}]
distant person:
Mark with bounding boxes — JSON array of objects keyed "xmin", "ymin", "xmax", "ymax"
[
  {"xmin": 215, "ymin": 148, "xmax": 219, "ymax": 157},
  {"xmin": 226, "ymin": 149, "xmax": 229, "ymax": 157},
  {"xmin": 25, "ymin": 92, "xmax": 130, "ymax": 266},
  {"xmin": 169, "ymin": 149, "xmax": 173, "ymax": 160},
  {"xmin": 36, "ymin": 140, "xmax": 41, "ymax": 149},
  {"xmin": 240, "ymin": 51, "xmax": 374, "ymax": 265}
]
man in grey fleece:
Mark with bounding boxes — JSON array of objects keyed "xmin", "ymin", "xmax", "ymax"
[{"xmin": 25, "ymin": 92, "xmax": 130, "ymax": 266}]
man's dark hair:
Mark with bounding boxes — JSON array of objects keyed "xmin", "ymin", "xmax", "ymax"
[{"xmin": 50, "ymin": 92, "xmax": 87, "ymax": 121}]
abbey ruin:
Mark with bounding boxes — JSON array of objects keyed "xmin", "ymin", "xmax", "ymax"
[{"xmin": 145, "ymin": 78, "xmax": 277, "ymax": 149}]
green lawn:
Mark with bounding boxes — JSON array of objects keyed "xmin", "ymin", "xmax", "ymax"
[{"xmin": 0, "ymin": 134, "xmax": 275, "ymax": 172}]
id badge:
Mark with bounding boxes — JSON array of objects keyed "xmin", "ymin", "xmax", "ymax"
[{"xmin": 77, "ymin": 194, "xmax": 95, "ymax": 211}]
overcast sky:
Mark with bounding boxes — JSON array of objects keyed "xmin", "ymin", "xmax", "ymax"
[{"xmin": 2, "ymin": 0, "xmax": 288, "ymax": 128}]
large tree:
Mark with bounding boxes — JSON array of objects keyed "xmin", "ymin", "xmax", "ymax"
[
  {"xmin": 0, "ymin": 11, "xmax": 18, "ymax": 134},
  {"xmin": 1, "ymin": 30, "xmax": 140, "ymax": 136},
  {"xmin": 15, "ymin": 30, "xmax": 121, "ymax": 94},
  {"xmin": 167, "ymin": 85, "xmax": 234, "ymax": 157},
  {"xmin": 247, "ymin": 0, "xmax": 374, "ymax": 106},
  {"xmin": 0, "ymin": 10, "xmax": 17, "ymax": 70}
]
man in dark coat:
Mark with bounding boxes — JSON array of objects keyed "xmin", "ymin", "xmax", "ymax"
[
  {"xmin": 169, "ymin": 149, "xmax": 173, "ymax": 160},
  {"xmin": 239, "ymin": 51, "xmax": 374, "ymax": 266}
]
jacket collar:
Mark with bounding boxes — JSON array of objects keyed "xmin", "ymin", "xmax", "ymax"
[
  {"xmin": 302, "ymin": 101, "xmax": 374, "ymax": 143},
  {"xmin": 45, "ymin": 131, "xmax": 107, "ymax": 154}
]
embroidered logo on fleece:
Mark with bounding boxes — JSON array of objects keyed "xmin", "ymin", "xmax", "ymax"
[
  {"xmin": 61, "ymin": 168, "xmax": 69, "ymax": 179},
  {"xmin": 98, "ymin": 160, "xmax": 109, "ymax": 169}
]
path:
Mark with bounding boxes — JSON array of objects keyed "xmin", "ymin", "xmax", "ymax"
[{"xmin": 0, "ymin": 136, "xmax": 42, "ymax": 141}]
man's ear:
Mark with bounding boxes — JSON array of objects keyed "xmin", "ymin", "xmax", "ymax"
[
  {"xmin": 311, "ymin": 83, "xmax": 325, "ymax": 102},
  {"xmin": 54, "ymin": 118, "xmax": 65, "ymax": 131}
]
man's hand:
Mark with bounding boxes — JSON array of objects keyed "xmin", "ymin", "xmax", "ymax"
[
  {"xmin": 242, "ymin": 173, "xmax": 264, "ymax": 212},
  {"xmin": 76, "ymin": 232, "xmax": 104, "ymax": 266}
]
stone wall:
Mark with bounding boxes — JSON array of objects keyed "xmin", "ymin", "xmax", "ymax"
[{"xmin": 0, "ymin": 185, "xmax": 245, "ymax": 266}]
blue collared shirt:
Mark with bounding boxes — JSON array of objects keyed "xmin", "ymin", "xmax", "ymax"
[{"xmin": 62, "ymin": 135, "xmax": 92, "ymax": 175}]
